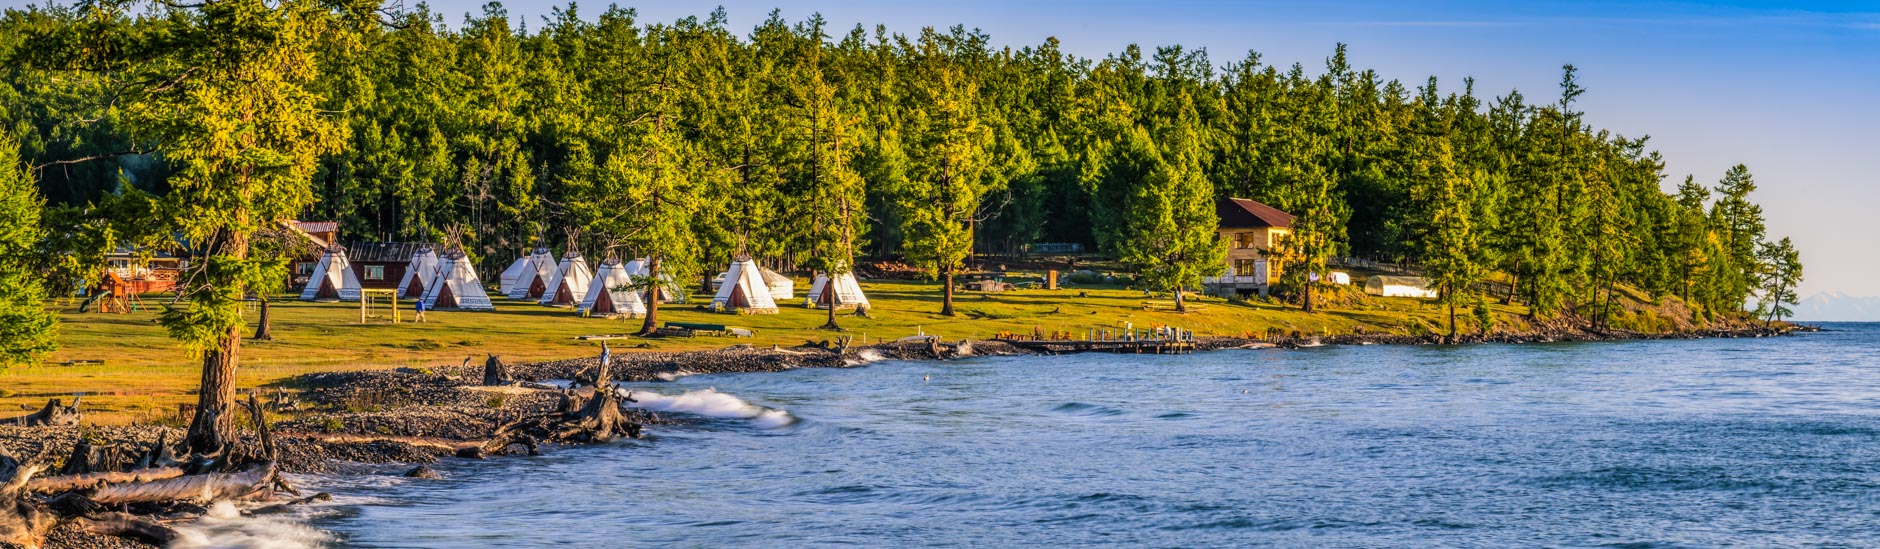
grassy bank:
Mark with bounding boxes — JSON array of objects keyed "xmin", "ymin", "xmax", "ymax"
[{"xmin": 14, "ymin": 278, "xmax": 1520, "ymax": 424}]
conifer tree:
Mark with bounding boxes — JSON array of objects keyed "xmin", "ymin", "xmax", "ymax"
[
  {"xmin": 1409, "ymin": 139, "xmax": 1484, "ymax": 341},
  {"xmin": 898, "ymin": 33, "xmax": 990, "ymax": 316},
  {"xmin": 1710, "ymin": 164, "xmax": 1766, "ymax": 312},
  {"xmin": 29, "ymin": 0, "xmax": 354, "ymax": 453},
  {"xmin": 0, "ymin": 137, "xmax": 57, "ymax": 366},
  {"xmin": 785, "ymin": 23, "xmax": 868, "ymax": 330},
  {"xmin": 1757, "ymin": 236, "xmax": 1801, "ymax": 326},
  {"xmin": 1671, "ymin": 176, "xmax": 1713, "ymax": 306},
  {"xmin": 1113, "ymin": 94, "xmax": 1224, "ymax": 312},
  {"xmin": 570, "ymin": 15, "xmax": 708, "ymax": 335}
]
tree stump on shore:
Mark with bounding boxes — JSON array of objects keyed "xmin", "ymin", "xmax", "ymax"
[{"xmin": 482, "ymin": 355, "xmax": 511, "ymax": 386}]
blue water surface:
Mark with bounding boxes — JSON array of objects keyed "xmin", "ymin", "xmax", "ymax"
[{"xmin": 312, "ymin": 324, "xmax": 1880, "ymax": 547}]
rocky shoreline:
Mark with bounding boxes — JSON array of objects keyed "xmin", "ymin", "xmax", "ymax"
[{"xmin": 0, "ymin": 324, "xmax": 1802, "ymax": 548}]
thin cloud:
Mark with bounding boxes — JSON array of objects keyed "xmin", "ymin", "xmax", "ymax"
[
  {"xmin": 1341, "ymin": 12, "xmax": 1880, "ymax": 31},
  {"xmin": 1348, "ymin": 20, "xmax": 1516, "ymax": 28}
]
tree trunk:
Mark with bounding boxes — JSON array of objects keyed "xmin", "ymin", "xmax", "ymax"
[
  {"xmin": 940, "ymin": 266, "xmax": 956, "ymax": 317},
  {"xmin": 186, "ymin": 329, "xmax": 242, "ymax": 456},
  {"xmin": 1503, "ymin": 265, "xmax": 1519, "ymax": 306},
  {"xmin": 639, "ymin": 255, "xmax": 663, "ymax": 336},
  {"xmin": 1173, "ymin": 285, "xmax": 1187, "ymax": 313},
  {"xmin": 699, "ymin": 271, "xmax": 712, "ymax": 295},
  {"xmin": 1765, "ymin": 287, "xmax": 1781, "ymax": 327},
  {"xmin": 821, "ymin": 286, "xmax": 841, "ymax": 331},
  {"xmin": 187, "ymin": 230, "xmax": 247, "ymax": 456},
  {"xmin": 1447, "ymin": 302, "xmax": 1458, "ymax": 343},
  {"xmin": 25, "ymin": 469, "xmax": 185, "ymax": 495},
  {"xmin": 87, "ymin": 464, "xmax": 277, "ymax": 505},
  {"xmin": 1302, "ymin": 276, "xmax": 1316, "ymax": 313},
  {"xmin": 253, "ymin": 296, "xmax": 272, "ymax": 341}
]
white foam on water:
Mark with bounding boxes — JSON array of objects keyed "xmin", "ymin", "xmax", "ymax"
[
  {"xmin": 622, "ymin": 388, "xmax": 796, "ymax": 428},
  {"xmin": 654, "ymin": 369, "xmax": 698, "ymax": 381},
  {"xmin": 169, "ymin": 501, "xmax": 334, "ymax": 549},
  {"xmin": 845, "ymin": 349, "xmax": 888, "ymax": 366},
  {"xmin": 954, "ymin": 341, "xmax": 975, "ymax": 357}
]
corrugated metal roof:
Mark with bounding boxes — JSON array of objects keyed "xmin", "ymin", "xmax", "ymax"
[
  {"xmin": 346, "ymin": 241, "xmax": 429, "ymax": 263},
  {"xmin": 296, "ymin": 221, "xmax": 339, "ymax": 234},
  {"xmin": 1216, "ymin": 198, "xmax": 1294, "ymax": 229}
]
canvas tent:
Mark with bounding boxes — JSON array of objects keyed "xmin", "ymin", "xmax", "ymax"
[
  {"xmin": 540, "ymin": 252, "xmax": 594, "ymax": 307},
  {"xmin": 1364, "ymin": 275, "xmax": 1438, "ymax": 299},
  {"xmin": 624, "ymin": 258, "xmax": 686, "ymax": 303},
  {"xmin": 501, "ymin": 247, "xmax": 557, "ymax": 300},
  {"xmin": 711, "ymin": 258, "xmax": 779, "ymax": 314},
  {"xmin": 299, "ymin": 246, "xmax": 363, "ymax": 302},
  {"xmin": 1308, "ymin": 271, "xmax": 1352, "ymax": 286},
  {"xmin": 580, "ymin": 258, "xmax": 647, "ymax": 318},
  {"xmin": 806, "ymin": 272, "xmax": 869, "ymax": 310},
  {"xmin": 397, "ymin": 247, "xmax": 440, "ymax": 299},
  {"xmin": 423, "ymin": 251, "xmax": 495, "ymax": 310},
  {"xmin": 757, "ymin": 266, "xmax": 794, "ymax": 301}
]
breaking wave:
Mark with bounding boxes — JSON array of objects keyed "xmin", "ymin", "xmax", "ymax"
[
  {"xmin": 623, "ymin": 388, "xmax": 795, "ymax": 428},
  {"xmin": 170, "ymin": 501, "xmax": 333, "ymax": 549},
  {"xmin": 845, "ymin": 349, "xmax": 888, "ymax": 366},
  {"xmin": 654, "ymin": 369, "xmax": 699, "ymax": 381}
]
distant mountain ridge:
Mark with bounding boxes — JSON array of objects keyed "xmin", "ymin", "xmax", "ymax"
[{"xmin": 1794, "ymin": 292, "xmax": 1880, "ymax": 322}]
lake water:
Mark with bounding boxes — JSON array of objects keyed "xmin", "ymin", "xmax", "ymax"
[{"xmin": 274, "ymin": 324, "xmax": 1877, "ymax": 547}]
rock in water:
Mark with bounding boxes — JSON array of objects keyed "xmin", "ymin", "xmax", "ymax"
[{"xmin": 404, "ymin": 466, "xmax": 443, "ymax": 479}]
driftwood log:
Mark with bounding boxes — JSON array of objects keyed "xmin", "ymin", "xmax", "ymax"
[
  {"xmin": 0, "ymin": 447, "xmax": 55, "ymax": 547},
  {"xmin": 0, "ymin": 399, "xmax": 79, "ymax": 427},
  {"xmin": 0, "ymin": 395, "xmax": 297, "ymax": 547}
]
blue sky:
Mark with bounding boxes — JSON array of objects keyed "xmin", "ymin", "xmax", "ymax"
[{"xmin": 13, "ymin": 0, "xmax": 1876, "ymax": 297}]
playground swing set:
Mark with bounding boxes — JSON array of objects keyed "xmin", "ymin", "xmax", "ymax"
[{"xmin": 358, "ymin": 288, "xmax": 401, "ymax": 324}]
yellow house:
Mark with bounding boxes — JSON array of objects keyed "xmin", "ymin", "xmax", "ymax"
[{"xmin": 1204, "ymin": 197, "xmax": 1293, "ymax": 297}]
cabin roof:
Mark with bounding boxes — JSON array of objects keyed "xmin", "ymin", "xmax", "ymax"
[
  {"xmin": 346, "ymin": 241, "xmax": 428, "ymax": 263},
  {"xmin": 1216, "ymin": 198, "xmax": 1294, "ymax": 229}
]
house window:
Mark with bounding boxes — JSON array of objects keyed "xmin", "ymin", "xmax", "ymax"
[
  {"xmin": 1234, "ymin": 259, "xmax": 1258, "ymax": 277},
  {"xmin": 1235, "ymin": 232, "xmax": 1260, "ymax": 250},
  {"xmin": 363, "ymin": 265, "xmax": 385, "ymax": 281},
  {"xmin": 295, "ymin": 262, "xmax": 314, "ymax": 276}
]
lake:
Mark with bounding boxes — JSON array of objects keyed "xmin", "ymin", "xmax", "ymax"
[{"xmin": 217, "ymin": 324, "xmax": 1878, "ymax": 547}]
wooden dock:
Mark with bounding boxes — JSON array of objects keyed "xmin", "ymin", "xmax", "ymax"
[{"xmin": 995, "ymin": 338, "xmax": 1197, "ymax": 355}]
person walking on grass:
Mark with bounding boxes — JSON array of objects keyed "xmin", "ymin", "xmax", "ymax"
[{"xmin": 414, "ymin": 298, "xmax": 427, "ymax": 323}]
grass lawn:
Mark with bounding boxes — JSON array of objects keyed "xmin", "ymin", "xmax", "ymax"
[{"xmin": 7, "ymin": 278, "xmax": 1502, "ymax": 425}]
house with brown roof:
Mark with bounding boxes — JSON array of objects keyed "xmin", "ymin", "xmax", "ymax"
[
  {"xmin": 345, "ymin": 241, "xmax": 430, "ymax": 290},
  {"xmin": 1204, "ymin": 197, "xmax": 1293, "ymax": 297},
  {"xmin": 285, "ymin": 220, "xmax": 340, "ymax": 288}
]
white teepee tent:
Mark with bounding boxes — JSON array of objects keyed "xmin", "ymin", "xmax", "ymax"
[
  {"xmin": 397, "ymin": 247, "xmax": 439, "ymax": 299},
  {"xmin": 423, "ymin": 251, "xmax": 495, "ymax": 311},
  {"xmin": 580, "ymin": 258, "xmax": 647, "ymax": 318},
  {"xmin": 540, "ymin": 252, "xmax": 594, "ymax": 306},
  {"xmin": 807, "ymin": 272, "xmax": 869, "ymax": 310},
  {"xmin": 711, "ymin": 258, "xmax": 779, "ymax": 314},
  {"xmin": 503, "ymin": 247, "xmax": 557, "ymax": 301},
  {"xmin": 625, "ymin": 258, "xmax": 686, "ymax": 303},
  {"xmin": 299, "ymin": 246, "xmax": 363, "ymax": 302},
  {"xmin": 758, "ymin": 265, "xmax": 794, "ymax": 301}
]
